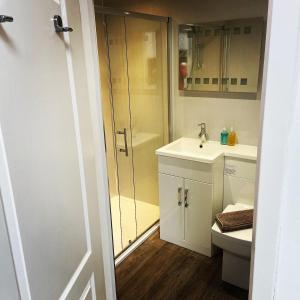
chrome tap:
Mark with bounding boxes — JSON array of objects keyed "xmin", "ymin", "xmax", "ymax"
[{"xmin": 198, "ymin": 123, "xmax": 208, "ymax": 143}]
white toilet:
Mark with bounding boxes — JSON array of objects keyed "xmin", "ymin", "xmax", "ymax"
[{"xmin": 212, "ymin": 157, "xmax": 256, "ymax": 290}]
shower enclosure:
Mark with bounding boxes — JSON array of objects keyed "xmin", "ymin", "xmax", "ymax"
[{"xmin": 95, "ymin": 8, "xmax": 169, "ymax": 257}]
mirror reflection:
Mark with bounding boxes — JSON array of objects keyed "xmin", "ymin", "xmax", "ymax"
[{"xmin": 179, "ymin": 18, "xmax": 264, "ymax": 96}]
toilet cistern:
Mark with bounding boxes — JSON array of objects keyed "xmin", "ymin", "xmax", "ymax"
[{"xmin": 198, "ymin": 123, "xmax": 208, "ymax": 146}]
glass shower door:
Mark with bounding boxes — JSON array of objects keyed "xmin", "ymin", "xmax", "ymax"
[
  {"xmin": 104, "ymin": 15, "xmax": 138, "ymax": 254},
  {"xmin": 97, "ymin": 12, "xmax": 168, "ymax": 257},
  {"xmin": 124, "ymin": 17, "xmax": 168, "ymax": 236}
]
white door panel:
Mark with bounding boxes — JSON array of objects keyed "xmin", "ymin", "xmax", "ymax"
[
  {"xmin": 0, "ymin": 0, "xmax": 106, "ymax": 299},
  {"xmin": 0, "ymin": 192, "xmax": 19, "ymax": 300}
]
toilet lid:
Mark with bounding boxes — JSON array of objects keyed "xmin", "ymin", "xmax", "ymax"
[{"xmin": 212, "ymin": 203, "xmax": 253, "ymax": 244}]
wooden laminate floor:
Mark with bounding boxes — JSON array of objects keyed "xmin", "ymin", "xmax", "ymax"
[{"xmin": 116, "ymin": 230, "xmax": 248, "ymax": 300}]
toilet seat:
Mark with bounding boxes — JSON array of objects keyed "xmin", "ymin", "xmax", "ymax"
[{"xmin": 212, "ymin": 203, "xmax": 253, "ymax": 258}]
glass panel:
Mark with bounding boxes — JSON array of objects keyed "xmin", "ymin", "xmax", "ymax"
[
  {"xmin": 96, "ymin": 15, "xmax": 123, "ymax": 256},
  {"xmin": 105, "ymin": 15, "xmax": 138, "ymax": 253},
  {"xmin": 97, "ymin": 14, "xmax": 169, "ymax": 257},
  {"xmin": 124, "ymin": 18, "xmax": 169, "ymax": 236},
  {"xmin": 97, "ymin": 14, "xmax": 138, "ymax": 256}
]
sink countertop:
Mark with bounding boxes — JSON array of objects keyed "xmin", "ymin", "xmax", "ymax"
[{"xmin": 156, "ymin": 137, "xmax": 257, "ymax": 163}]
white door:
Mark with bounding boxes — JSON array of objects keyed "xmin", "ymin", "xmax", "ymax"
[
  {"xmin": 0, "ymin": 191, "xmax": 19, "ymax": 300},
  {"xmin": 0, "ymin": 0, "xmax": 107, "ymax": 299},
  {"xmin": 159, "ymin": 173, "xmax": 184, "ymax": 244},
  {"xmin": 184, "ymin": 179, "xmax": 212, "ymax": 252}
]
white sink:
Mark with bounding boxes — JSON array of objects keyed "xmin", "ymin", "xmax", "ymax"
[{"xmin": 156, "ymin": 137, "xmax": 257, "ymax": 163}]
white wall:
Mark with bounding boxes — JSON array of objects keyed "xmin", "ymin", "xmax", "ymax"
[
  {"xmin": 174, "ymin": 96, "xmax": 261, "ymax": 145},
  {"xmin": 101, "ymin": 0, "xmax": 268, "ymax": 145}
]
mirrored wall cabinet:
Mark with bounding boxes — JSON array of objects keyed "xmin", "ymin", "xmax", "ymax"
[{"xmin": 178, "ymin": 18, "xmax": 264, "ymax": 99}]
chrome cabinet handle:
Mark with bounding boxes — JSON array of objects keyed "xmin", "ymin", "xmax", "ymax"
[
  {"xmin": 0, "ymin": 15, "xmax": 13, "ymax": 23},
  {"xmin": 177, "ymin": 187, "xmax": 182, "ymax": 206},
  {"xmin": 53, "ymin": 15, "xmax": 73, "ymax": 33},
  {"xmin": 184, "ymin": 189, "xmax": 189, "ymax": 207},
  {"xmin": 116, "ymin": 128, "xmax": 129, "ymax": 157}
]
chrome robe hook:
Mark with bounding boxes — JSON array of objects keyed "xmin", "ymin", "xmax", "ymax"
[
  {"xmin": 53, "ymin": 15, "xmax": 73, "ymax": 33},
  {"xmin": 0, "ymin": 15, "xmax": 14, "ymax": 23}
]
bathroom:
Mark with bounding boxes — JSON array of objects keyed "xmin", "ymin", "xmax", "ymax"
[
  {"xmin": 95, "ymin": 0, "xmax": 265, "ymax": 298},
  {"xmin": 1, "ymin": 0, "xmax": 299, "ymax": 299}
]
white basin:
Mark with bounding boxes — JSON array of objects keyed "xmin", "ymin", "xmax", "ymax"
[{"xmin": 156, "ymin": 137, "xmax": 257, "ymax": 163}]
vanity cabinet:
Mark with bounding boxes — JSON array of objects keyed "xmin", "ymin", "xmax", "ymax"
[{"xmin": 158, "ymin": 155, "xmax": 224, "ymax": 257}]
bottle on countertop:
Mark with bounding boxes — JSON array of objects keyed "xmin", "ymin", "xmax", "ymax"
[
  {"xmin": 228, "ymin": 127, "xmax": 237, "ymax": 146},
  {"xmin": 220, "ymin": 128, "xmax": 228, "ymax": 145}
]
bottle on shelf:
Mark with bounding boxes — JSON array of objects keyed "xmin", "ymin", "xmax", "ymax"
[
  {"xmin": 220, "ymin": 128, "xmax": 228, "ymax": 145},
  {"xmin": 228, "ymin": 127, "xmax": 237, "ymax": 146}
]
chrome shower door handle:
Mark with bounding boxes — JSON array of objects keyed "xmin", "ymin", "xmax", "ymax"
[
  {"xmin": 184, "ymin": 189, "xmax": 189, "ymax": 207},
  {"xmin": 117, "ymin": 128, "xmax": 129, "ymax": 157},
  {"xmin": 177, "ymin": 187, "xmax": 182, "ymax": 206}
]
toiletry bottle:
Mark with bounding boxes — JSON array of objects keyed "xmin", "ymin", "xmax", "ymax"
[
  {"xmin": 220, "ymin": 128, "xmax": 228, "ymax": 145},
  {"xmin": 228, "ymin": 127, "xmax": 237, "ymax": 146}
]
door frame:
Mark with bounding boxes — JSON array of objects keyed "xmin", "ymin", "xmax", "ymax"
[{"xmin": 79, "ymin": 0, "xmax": 117, "ymax": 299}]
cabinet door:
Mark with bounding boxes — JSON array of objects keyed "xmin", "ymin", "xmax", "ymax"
[
  {"xmin": 184, "ymin": 179, "xmax": 213, "ymax": 252},
  {"xmin": 159, "ymin": 173, "xmax": 184, "ymax": 243}
]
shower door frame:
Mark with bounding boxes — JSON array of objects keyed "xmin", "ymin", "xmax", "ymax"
[{"xmin": 95, "ymin": 6, "xmax": 173, "ymax": 258}]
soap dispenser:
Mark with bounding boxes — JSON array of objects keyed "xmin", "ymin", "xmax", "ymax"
[
  {"xmin": 220, "ymin": 128, "xmax": 228, "ymax": 145},
  {"xmin": 228, "ymin": 127, "xmax": 237, "ymax": 146}
]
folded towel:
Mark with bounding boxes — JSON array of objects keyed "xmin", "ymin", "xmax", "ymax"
[{"xmin": 215, "ymin": 209, "xmax": 253, "ymax": 232}]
